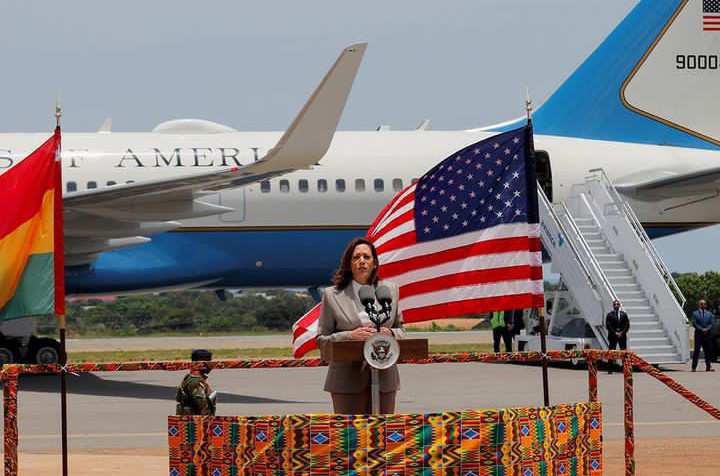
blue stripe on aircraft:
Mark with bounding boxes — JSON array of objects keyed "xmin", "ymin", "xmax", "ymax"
[
  {"xmin": 66, "ymin": 229, "xmax": 364, "ymax": 294},
  {"xmin": 66, "ymin": 225, "xmax": 689, "ymax": 294}
]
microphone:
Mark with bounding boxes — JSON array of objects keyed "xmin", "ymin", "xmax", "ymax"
[
  {"xmin": 375, "ymin": 285, "xmax": 393, "ymax": 314},
  {"xmin": 358, "ymin": 285, "xmax": 377, "ymax": 314}
]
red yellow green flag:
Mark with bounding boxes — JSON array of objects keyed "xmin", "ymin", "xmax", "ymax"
[{"xmin": 0, "ymin": 128, "xmax": 63, "ymax": 320}]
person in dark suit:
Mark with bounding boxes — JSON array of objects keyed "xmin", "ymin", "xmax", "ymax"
[
  {"xmin": 691, "ymin": 299, "xmax": 715, "ymax": 372},
  {"xmin": 316, "ymin": 237, "xmax": 405, "ymax": 414},
  {"xmin": 606, "ymin": 299, "xmax": 630, "ymax": 374}
]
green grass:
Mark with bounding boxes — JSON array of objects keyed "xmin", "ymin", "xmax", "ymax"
[{"xmin": 68, "ymin": 343, "xmax": 494, "ymax": 363}]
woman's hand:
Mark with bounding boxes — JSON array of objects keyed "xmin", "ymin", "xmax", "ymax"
[
  {"xmin": 350, "ymin": 326, "xmax": 377, "ymax": 341},
  {"xmin": 379, "ymin": 327, "xmax": 393, "ymax": 336}
]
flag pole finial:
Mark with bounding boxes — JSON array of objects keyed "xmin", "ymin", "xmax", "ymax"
[
  {"xmin": 55, "ymin": 100, "xmax": 62, "ymax": 128},
  {"xmin": 525, "ymin": 87, "xmax": 533, "ymax": 121}
]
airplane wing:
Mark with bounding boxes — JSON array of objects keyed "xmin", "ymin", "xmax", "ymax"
[
  {"xmin": 614, "ymin": 165, "xmax": 720, "ymax": 201},
  {"xmin": 63, "ymin": 43, "xmax": 367, "ymax": 266}
]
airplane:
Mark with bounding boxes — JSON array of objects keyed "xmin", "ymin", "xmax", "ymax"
[{"xmin": 1, "ymin": 0, "xmax": 719, "ymax": 361}]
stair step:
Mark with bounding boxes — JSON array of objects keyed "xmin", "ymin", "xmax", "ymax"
[
  {"xmin": 616, "ymin": 291, "xmax": 644, "ymax": 297},
  {"xmin": 629, "ymin": 329, "xmax": 666, "ymax": 337},
  {"xmin": 629, "ymin": 337, "xmax": 671, "ymax": 345},
  {"xmin": 634, "ymin": 353, "xmax": 685, "ymax": 364},
  {"xmin": 630, "ymin": 344, "xmax": 676, "ymax": 351},
  {"xmin": 605, "ymin": 269, "xmax": 632, "ymax": 275}
]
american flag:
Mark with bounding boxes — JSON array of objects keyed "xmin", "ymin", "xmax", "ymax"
[
  {"xmin": 292, "ymin": 125, "xmax": 544, "ymax": 357},
  {"xmin": 704, "ymin": 0, "xmax": 720, "ymax": 31}
]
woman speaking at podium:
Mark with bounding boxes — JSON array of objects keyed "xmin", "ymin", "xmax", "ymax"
[{"xmin": 316, "ymin": 237, "xmax": 406, "ymax": 414}]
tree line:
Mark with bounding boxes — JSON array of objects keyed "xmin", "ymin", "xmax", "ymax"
[
  {"xmin": 64, "ymin": 290, "xmax": 315, "ymax": 336},
  {"xmin": 58, "ymin": 272, "xmax": 720, "ymax": 336}
]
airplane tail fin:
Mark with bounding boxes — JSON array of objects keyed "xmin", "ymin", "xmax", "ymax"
[{"xmin": 517, "ymin": 0, "xmax": 720, "ymax": 150}]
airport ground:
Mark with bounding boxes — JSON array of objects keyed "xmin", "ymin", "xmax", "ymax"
[{"xmin": 5, "ymin": 333, "xmax": 720, "ymax": 475}]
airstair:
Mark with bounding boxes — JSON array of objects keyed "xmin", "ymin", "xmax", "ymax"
[{"xmin": 532, "ymin": 169, "xmax": 688, "ymax": 364}]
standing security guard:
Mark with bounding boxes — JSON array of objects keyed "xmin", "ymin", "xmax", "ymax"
[
  {"xmin": 691, "ymin": 299, "xmax": 715, "ymax": 372},
  {"xmin": 176, "ymin": 349, "xmax": 217, "ymax": 415},
  {"xmin": 605, "ymin": 299, "xmax": 630, "ymax": 374}
]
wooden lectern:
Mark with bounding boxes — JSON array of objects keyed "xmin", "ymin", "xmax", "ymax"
[{"xmin": 326, "ymin": 339, "xmax": 428, "ymax": 414}]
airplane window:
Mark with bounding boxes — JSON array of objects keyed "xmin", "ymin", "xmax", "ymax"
[
  {"xmin": 87, "ymin": 181, "xmax": 97, "ymax": 189},
  {"xmin": 126, "ymin": 180, "xmax": 135, "ymax": 184},
  {"xmin": 392, "ymin": 178, "xmax": 403, "ymax": 191},
  {"xmin": 336, "ymin": 179, "xmax": 346, "ymax": 192},
  {"xmin": 411, "ymin": 178, "xmax": 419, "ymax": 184},
  {"xmin": 106, "ymin": 181, "xmax": 116, "ymax": 186},
  {"xmin": 260, "ymin": 180, "xmax": 270, "ymax": 193},
  {"xmin": 280, "ymin": 179, "xmax": 290, "ymax": 193},
  {"xmin": 66, "ymin": 181, "xmax": 77, "ymax": 192},
  {"xmin": 299, "ymin": 179, "xmax": 309, "ymax": 193},
  {"xmin": 318, "ymin": 179, "xmax": 328, "ymax": 193},
  {"xmin": 374, "ymin": 178, "xmax": 384, "ymax": 192},
  {"xmin": 355, "ymin": 178, "xmax": 366, "ymax": 192}
]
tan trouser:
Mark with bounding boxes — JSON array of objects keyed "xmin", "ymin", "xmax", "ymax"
[{"xmin": 331, "ymin": 391, "xmax": 397, "ymax": 414}]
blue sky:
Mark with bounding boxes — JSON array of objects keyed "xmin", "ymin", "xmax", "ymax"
[{"xmin": 1, "ymin": 0, "xmax": 712, "ymax": 272}]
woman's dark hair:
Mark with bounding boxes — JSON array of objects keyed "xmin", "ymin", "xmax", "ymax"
[{"xmin": 332, "ymin": 237, "xmax": 379, "ymax": 290}]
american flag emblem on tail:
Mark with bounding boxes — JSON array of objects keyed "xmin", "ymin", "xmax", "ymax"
[
  {"xmin": 704, "ymin": 0, "xmax": 720, "ymax": 31},
  {"xmin": 292, "ymin": 125, "xmax": 544, "ymax": 358}
]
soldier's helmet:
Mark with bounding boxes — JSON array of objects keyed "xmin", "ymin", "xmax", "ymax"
[{"xmin": 191, "ymin": 349, "xmax": 213, "ymax": 361}]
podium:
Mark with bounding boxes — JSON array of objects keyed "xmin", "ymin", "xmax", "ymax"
[{"xmin": 327, "ymin": 338, "xmax": 428, "ymax": 414}]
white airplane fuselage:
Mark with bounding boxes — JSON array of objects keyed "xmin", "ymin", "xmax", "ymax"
[{"xmin": 3, "ymin": 129, "xmax": 719, "ymax": 294}]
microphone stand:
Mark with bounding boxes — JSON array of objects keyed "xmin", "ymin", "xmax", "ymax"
[{"xmin": 362, "ymin": 302, "xmax": 391, "ymax": 414}]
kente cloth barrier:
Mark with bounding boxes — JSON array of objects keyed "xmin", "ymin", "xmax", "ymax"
[{"xmin": 168, "ymin": 402, "xmax": 602, "ymax": 476}]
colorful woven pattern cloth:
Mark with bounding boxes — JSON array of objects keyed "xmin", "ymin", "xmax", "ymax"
[{"xmin": 168, "ymin": 402, "xmax": 602, "ymax": 476}]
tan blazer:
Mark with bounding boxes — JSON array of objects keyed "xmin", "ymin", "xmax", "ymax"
[{"xmin": 316, "ymin": 280, "xmax": 406, "ymax": 393}]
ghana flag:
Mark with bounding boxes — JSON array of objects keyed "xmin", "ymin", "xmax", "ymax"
[{"xmin": 0, "ymin": 128, "xmax": 63, "ymax": 320}]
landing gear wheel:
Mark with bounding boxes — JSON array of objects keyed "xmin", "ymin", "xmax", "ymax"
[
  {"xmin": 29, "ymin": 338, "xmax": 62, "ymax": 365},
  {"xmin": 0, "ymin": 343, "xmax": 18, "ymax": 365}
]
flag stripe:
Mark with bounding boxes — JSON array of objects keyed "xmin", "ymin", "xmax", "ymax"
[
  {"xmin": 0, "ymin": 190, "xmax": 55, "ymax": 309},
  {"xmin": 372, "ymin": 193, "xmax": 416, "ymax": 236},
  {"xmin": 402, "ymin": 293, "xmax": 545, "ymax": 323},
  {"xmin": 293, "ymin": 323, "xmax": 318, "ymax": 350},
  {"xmin": 398, "ymin": 265, "xmax": 543, "ymax": 299},
  {"xmin": 0, "ymin": 135, "xmax": 59, "ymax": 240},
  {"xmin": 370, "ymin": 185, "xmax": 416, "ymax": 235},
  {"xmin": 378, "ymin": 223, "xmax": 539, "ymax": 265},
  {"xmin": 381, "ymin": 236, "xmax": 541, "ymax": 279},
  {"xmin": 371, "ymin": 210, "xmax": 415, "ymax": 247},
  {"xmin": 389, "ymin": 250, "xmax": 542, "ymax": 287},
  {"xmin": 400, "ymin": 278, "xmax": 543, "ymax": 310},
  {"xmin": 293, "ymin": 336, "xmax": 318, "ymax": 358},
  {"xmin": 375, "ymin": 229, "xmax": 418, "ymax": 256}
]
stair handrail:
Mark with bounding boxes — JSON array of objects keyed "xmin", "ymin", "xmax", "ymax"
[
  {"xmin": 588, "ymin": 168, "xmax": 686, "ymax": 310},
  {"xmin": 537, "ymin": 187, "xmax": 596, "ymax": 291}
]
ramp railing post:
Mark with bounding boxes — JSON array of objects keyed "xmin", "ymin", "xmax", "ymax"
[
  {"xmin": 623, "ymin": 353, "xmax": 635, "ymax": 476},
  {"xmin": 3, "ymin": 367, "xmax": 19, "ymax": 476}
]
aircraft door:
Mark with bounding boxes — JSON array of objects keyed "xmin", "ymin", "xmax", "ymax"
[{"xmin": 535, "ymin": 150, "xmax": 552, "ymax": 201}]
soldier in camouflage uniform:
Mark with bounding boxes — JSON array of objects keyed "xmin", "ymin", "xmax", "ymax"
[{"xmin": 176, "ymin": 349, "xmax": 216, "ymax": 416}]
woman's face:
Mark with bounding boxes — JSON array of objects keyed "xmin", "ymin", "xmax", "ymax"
[{"xmin": 350, "ymin": 244, "xmax": 375, "ymax": 284}]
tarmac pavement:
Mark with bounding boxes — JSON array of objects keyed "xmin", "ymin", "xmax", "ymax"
[{"xmin": 66, "ymin": 330, "xmax": 493, "ymax": 352}]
